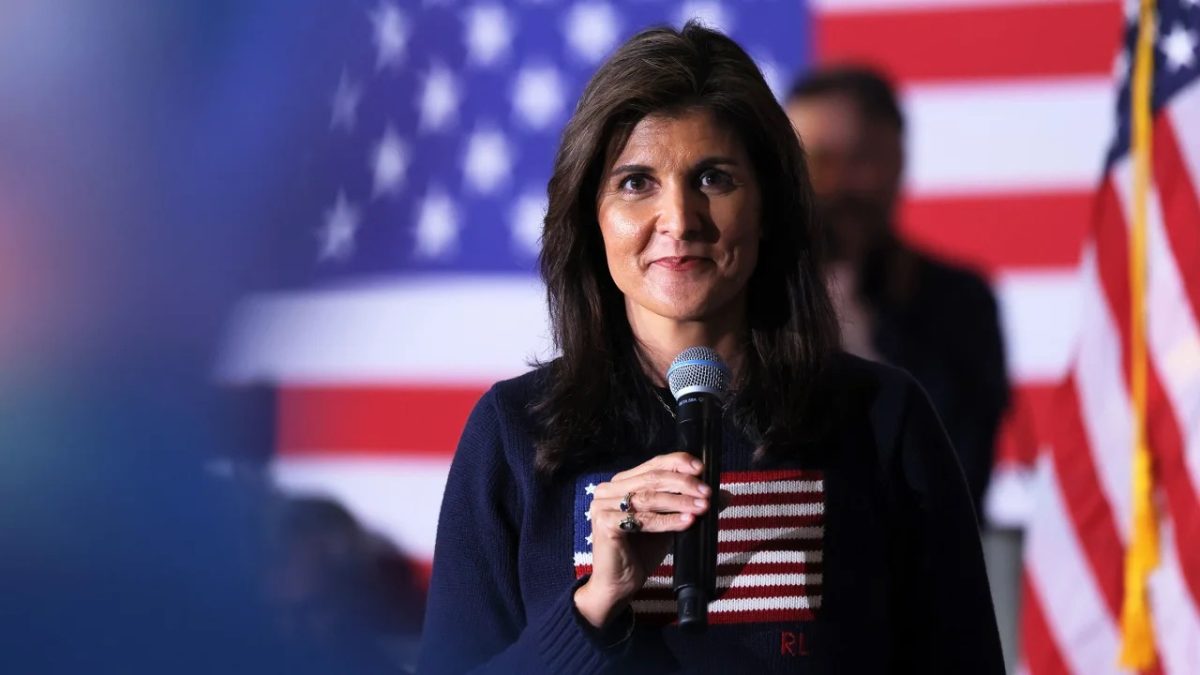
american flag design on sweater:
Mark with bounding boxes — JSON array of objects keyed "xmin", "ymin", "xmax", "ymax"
[{"xmin": 573, "ymin": 469, "xmax": 824, "ymax": 625}]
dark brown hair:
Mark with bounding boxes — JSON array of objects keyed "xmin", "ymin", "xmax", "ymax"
[
  {"xmin": 787, "ymin": 65, "xmax": 904, "ymax": 132},
  {"xmin": 532, "ymin": 22, "xmax": 839, "ymax": 476}
]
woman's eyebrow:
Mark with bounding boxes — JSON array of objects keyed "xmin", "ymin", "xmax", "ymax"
[
  {"xmin": 694, "ymin": 156, "xmax": 739, "ymax": 168},
  {"xmin": 610, "ymin": 163, "xmax": 654, "ymax": 176}
]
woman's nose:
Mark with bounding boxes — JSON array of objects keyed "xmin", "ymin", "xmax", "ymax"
[{"xmin": 656, "ymin": 182, "xmax": 703, "ymax": 239}]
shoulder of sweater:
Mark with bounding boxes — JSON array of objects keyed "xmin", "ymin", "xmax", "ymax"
[
  {"xmin": 821, "ymin": 351, "xmax": 921, "ymax": 404},
  {"xmin": 487, "ymin": 361, "xmax": 555, "ymax": 417}
]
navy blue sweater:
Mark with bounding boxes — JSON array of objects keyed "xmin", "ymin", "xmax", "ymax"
[{"xmin": 418, "ymin": 354, "xmax": 1003, "ymax": 674}]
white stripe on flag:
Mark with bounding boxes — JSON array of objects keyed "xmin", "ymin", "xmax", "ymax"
[
  {"xmin": 721, "ymin": 503, "xmax": 824, "ymax": 518},
  {"xmin": 723, "ymin": 480, "xmax": 823, "ymax": 495},
  {"xmin": 1113, "ymin": 159, "xmax": 1200, "ymax": 495},
  {"xmin": 1074, "ymin": 246, "xmax": 1133, "ymax": 541},
  {"xmin": 1148, "ymin": 518, "xmax": 1200, "ymax": 675},
  {"xmin": 995, "ymin": 270, "xmax": 1083, "ymax": 383},
  {"xmin": 905, "ymin": 77, "xmax": 1113, "ymax": 196},
  {"xmin": 632, "ymin": 596, "xmax": 821, "ymax": 614},
  {"xmin": 218, "ymin": 275, "xmax": 1081, "ymax": 401},
  {"xmin": 1169, "ymin": 84, "xmax": 1200, "ymax": 194},
  {"xmin": 643, "ymin": 573, "xmax": 823, "ymax": 589},
  {"xmin": 271, "ymin": 456, "xmax": 450, "ymax": 560},
  {"xmin": 217, "ymin": 276, "xmax": 551, "ymax": 385},
  {"xmin": 718, "ymin": 527, "xmax": 823, "ymax": 543},
  {"xmin": 574, "ymin": 549, "xmax": 826, "ymax": 568},
  {"xmin": 1024, "ymin": 455, "xmax": 1120, "ymax": 674}
]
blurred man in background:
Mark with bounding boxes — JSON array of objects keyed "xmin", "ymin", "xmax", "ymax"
[{"xmin": 787, "ymin": 67, "xmax": 1009, "ymax": 522}]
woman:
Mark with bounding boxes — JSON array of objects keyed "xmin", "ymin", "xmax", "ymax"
[{"xmin": 419, "ymin": 23, "xmax": 1003, "ymax": 674}]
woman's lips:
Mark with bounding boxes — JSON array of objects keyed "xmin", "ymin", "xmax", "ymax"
[{"xmin": 651, "ymin": 256, "xmax": 708, "ymax": 271}]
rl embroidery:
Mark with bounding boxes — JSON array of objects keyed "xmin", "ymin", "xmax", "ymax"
[{"xmin": 573, "ymin": 469, "xmax": 825, "ymax": 625}]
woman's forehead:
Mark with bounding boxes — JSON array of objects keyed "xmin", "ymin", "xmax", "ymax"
[{"xmin": 610, "ymin": 109, "xmax": 745, "ymax": 164}]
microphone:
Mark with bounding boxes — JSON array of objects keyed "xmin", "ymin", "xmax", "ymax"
[{"xmin": 667, "ymin": 346, "xmax": 731, "ymax": 632}]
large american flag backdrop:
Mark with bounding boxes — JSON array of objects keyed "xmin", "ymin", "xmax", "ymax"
[{"xmin": 215, "ymin": 0, "xmax": 1200, "ymax": 670}]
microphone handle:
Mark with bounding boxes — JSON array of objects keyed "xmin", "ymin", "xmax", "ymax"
[{"xmin": 672, "ymin": 392, "xmax": 722, "ymax": 632}]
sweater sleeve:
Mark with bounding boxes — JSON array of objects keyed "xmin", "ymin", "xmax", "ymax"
[
  {"xmin": 888, "ymin": 376, "xmax": 1006, "ymax": 674},
  {"xmin": 417, "ymin": 388, "xmax": 630, "ymax": 674}
]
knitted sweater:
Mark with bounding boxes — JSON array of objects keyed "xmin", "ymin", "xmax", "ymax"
[{"xmin": 417, "ymin": 354, "xmax": 1004, "ymax": 674}]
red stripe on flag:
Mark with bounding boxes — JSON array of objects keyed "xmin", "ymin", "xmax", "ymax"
[
  {"xmin": 1049, "ymin": 376, "xmax": 1125, "ymax": 618},
  {"xmin": 1020, "ymin": 574, "xmax": 1073, "ymax": 675},
  {"xmin": 1153, "ymin": 117, "xmax": 1200, "ymax": 321},
  {"xmin": 814, "ymin": 1, "xmax": 1122, "ymax": 84},
  {"xmin": 277, "ymin": 385, "xmax": 486, "ymax": 456},
  {"xmin": 1146, "ymin": 367, "xmax": 1200, "ymax": 611},
  {"xmin": 995, "ymin": 383, "xmax": 1058, "ymax": 466},
  {"xmin": 724, "ymin": 469, "xmax": 824, "ymax": 481},
  {"xmin": 899, "ymin": 191, "xmax": 1091, "ymax": 274}
]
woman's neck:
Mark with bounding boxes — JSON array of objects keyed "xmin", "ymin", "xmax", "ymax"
[{"xmin": 626, "ymin": 302, "xmax": 747, "ymax": 386}]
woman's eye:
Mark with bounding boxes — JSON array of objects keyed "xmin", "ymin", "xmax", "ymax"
[
  {"xmin": 699, "ymin": 169, "xmax": 733, "ymax": 190},
  {"xmin": 619, "ymin": 175, "xmax": 649, "ymax": 192}
]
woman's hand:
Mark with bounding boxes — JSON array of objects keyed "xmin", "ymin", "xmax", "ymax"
[{"xmin": 573, "ymin": 452, "xmax": 712, "ymax": 628}]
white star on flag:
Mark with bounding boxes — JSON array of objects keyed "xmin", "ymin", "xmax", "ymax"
[
  {"xmin": 317, "ymin": 190, "xmax": 361, "ymax": 262},
  {"xmin": 1161, "ymin": 23, "xmax": 1198, "ymax": 72},
  {"xmin": 512, "ymin": 64, "xmax": 566, "ymax": 130},
  {"xmin": 369, "ymin": 1, "xmax": 409, "ymax": 70},
  {"xmin": 329, "ymin": 70, "xmax": 363, "ymax": 132},
  {"xmin": 413, "ymin": 186, "xmax": 459, "ymax": 259},
  {"xmin": 676, "ymin": 1, "xmax": 733, "ymax": 33},
  {"xmin": 510, "ymin": 191, "xmax": 547, "ymax": 256},
  {"xmin": 564, "ymin": 2, "xmax": 620, "ymax": 63},
  {"xmin": 463, "ymin": 126, "xmax": 514, "ymax": 194},
  {"xmin": 370, "ymin": 125, "xmax": 410, "ymax": 197},
  {"xmin": 752, "ymin": 51, "xmax": 785, "ymax": 100},
  {"xmin": 418, "ymin": 62, "xmax": 461, "ymax": 132},
  {"xmin": 464, "ymin": 3, "xmax": 513, "ymax": 67},
  {"xmin": 1112, "ymin": 48, "xmax": 1130, "ymax": 84}
]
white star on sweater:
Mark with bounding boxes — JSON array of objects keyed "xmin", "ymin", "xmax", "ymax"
[{"xmin": 585, "ymin": 483, "xmax": 597, "ymax": 495}]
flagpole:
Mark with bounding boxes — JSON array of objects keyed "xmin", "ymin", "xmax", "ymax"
[{"xmin": 1119, "ymin": 0, "xmax": 1160, "ymax": 668}]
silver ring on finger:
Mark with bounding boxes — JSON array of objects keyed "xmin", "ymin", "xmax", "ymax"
[
  {"xmin": 619, "ymin": 492, "xmax": 635, "ymax": 513},
  {"xmin": 618, "ymin": 513, "xmax": 642, "ymax": 533}
]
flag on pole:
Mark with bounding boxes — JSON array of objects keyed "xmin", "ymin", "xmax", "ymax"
[{"xmin": 1019, "ymin": 0, "xmax": 1200, "ymax": 672}]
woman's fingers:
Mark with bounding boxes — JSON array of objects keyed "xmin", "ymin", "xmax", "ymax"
[
  {"xmin": 591, "ymin": 492, "xmax": 709, "ymax": 517},
  {"xmin": 611, "ymin": 451, "xmax": 701, "ymax": 483},
  {"xmin": 592, "ymin": 507, "xmax": 696, "ymax": 535},
  {"xmin": 594, "ymin": 469, "xmax": 710, "ymax": 500}
]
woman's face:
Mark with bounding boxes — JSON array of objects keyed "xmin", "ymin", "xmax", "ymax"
[{"xmin": 597, "ymin": 109, "xmax": 761, "ymax": 326}]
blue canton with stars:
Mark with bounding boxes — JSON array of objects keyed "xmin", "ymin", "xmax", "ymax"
[
  {"xmin": 1106, "ymin": 0, "xmax": 1200, "ymax": 168},
  {"xmin": 573, "ymin": 472, "xmax": 614, "ymax": 556},
  {"xmin": 299, "ymin": 0, "xmax": 810, "ymax": 285}
]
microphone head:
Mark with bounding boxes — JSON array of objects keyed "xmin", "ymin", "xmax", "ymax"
[{"xmin": 667, "ymin": 347, "xmax": 732, "ymax": 402}]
